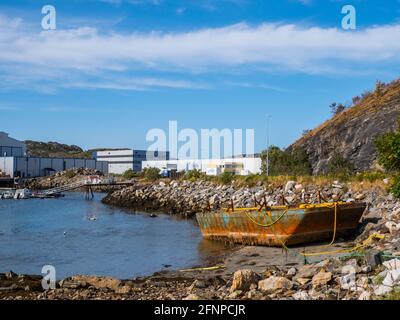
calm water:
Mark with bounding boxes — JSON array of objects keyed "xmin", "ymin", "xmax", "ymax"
[{"xmin": 0, "ymin": 192, "xmax": 227, "ymax": 279}]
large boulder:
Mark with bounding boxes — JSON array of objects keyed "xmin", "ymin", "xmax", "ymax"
[
  {"xmin": 258, "ymin": 276, "xmax": 293, "ymax": 292},
  {"xmin": 312, "ymin": 270, "xmax": 332, "ymax": 287},
  {"xmin": 69, "ymin": 275, "xmax": 122, "ymax": 292},
  {"xmin": 230, "ymin": 269, "xmax": 260, "ymax": 292}
]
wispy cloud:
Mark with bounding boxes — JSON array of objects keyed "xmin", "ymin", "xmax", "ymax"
[
  {"xmin": 65, "ymin": 77, "xmax": 210, "ymax": 91},
  {"xmin": 1, "ymin": 14, "xmax": 400, "ymax": 92},
  {"xmin": 224, "ymin": 81, "xmax": 287, "ymax": 92}
]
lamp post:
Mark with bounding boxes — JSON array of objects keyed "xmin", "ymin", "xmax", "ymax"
[{"xmin": 3, "ymin": 152, "xmax": 6, "ymax": 176}]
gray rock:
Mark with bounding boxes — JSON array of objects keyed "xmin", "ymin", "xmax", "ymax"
[
  {"xmin": 258, "ymin": 276, "xmax": 293, "ymax": 292},
  {"xmin": 231, "ymin": 270, "xmax": 260, "ymax": 292}
]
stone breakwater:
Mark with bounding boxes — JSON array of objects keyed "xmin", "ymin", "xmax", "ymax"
[{"xmin": 102, "ymin": 179, "xmax": 395, "ymax": 219}]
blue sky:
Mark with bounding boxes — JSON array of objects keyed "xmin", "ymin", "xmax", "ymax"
[{"xmin": 1, "ymin": 0, "xmax": 400, "ymax": 152}]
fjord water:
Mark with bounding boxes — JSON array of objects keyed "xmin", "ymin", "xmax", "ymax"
[{"xmin": 0, "ymin": 193, "xmax": 226, "ymax": 279}]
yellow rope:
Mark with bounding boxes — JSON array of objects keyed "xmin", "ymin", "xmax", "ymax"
[
  {"xmin": 300, "ymin": 232, "xmax": 385, "ymax": 257},
  {"xmin": 233, "ymin": 201, "xmax": 383, "ymax": 258},
  {"xmin": 244, "ymin": 208, "xmax": 289, "ymax": 228},
  {"xmin": 180, "ymin": 265, "xmax": 226, "ymax": 272},
  {"xmin": 300, "ymin": 203, "xmax": 339, "ymax": 257}
]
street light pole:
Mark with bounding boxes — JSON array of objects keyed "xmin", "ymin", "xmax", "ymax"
[{"xmin": 3, "ymin": 152, "xmax": 6, "ymax": 176}]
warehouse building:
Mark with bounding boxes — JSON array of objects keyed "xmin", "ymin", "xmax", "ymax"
[
  {"xmin": 95, "ymin": 149, "xmax": 170, "ymax": 174},
  {"xmin": 0, "ymin": 132, "xmax": 108, "ymax": 178},
  {"xmin": 0, "ymin": 156, "xmax": 108, "ymax": 178},
  {"xmin": 0, "ymin": 131, "xmax": 27, "ymax": 157},
  {"xmin": 143, "ymin": 157, "xmax": 262, "ymax": 176}
]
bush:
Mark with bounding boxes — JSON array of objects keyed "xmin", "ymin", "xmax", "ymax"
[
  {"xmin": 375, "ymin": 123, "xmax": 400, "ymax": 172},
  {"xmin": 184, "ymin": 169, "xmax": 203, "ymax": 181},
  {"xmin": 354, "ymin": 172, "xmax": 387, "ymax": 183},
  {"xmin": 330, "ymin": 102, "xmax": 346, "ymax": 116},
  {"xmin": 261, "ymin": 146, "xmax": 312, "ymax": 176},
  {"xmin": 327, "ymin": 151, "xmax": 355, "ymax": 176},
  {"xmin": 143, "ymin": 167, "xmax": 160, "ymax": 181},
  {"xmin": 64, "ymin": 170, "xmax": 76, "ymax": 179},
  {"xmin": 390, "ymin": 175, "xmax": 400, "ymax": 198},
  {"xmin": 123, "ymin": 169, "xmax": 137, "ymax": 179},
  {"xmin": 219, "ymin": 172, "xmax": 234, "ymax": 185}
]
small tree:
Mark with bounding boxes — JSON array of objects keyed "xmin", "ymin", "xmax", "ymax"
[
  {"xmin": 330, "ymin": 102, "xmax": 346, "ymax": 116},
  {"xmin": 352, "ymin": 96, "xmax": 361, "ymax": 105},
  {"xmin": 375, "ymin": 80, "xmax": 386, "ymax": 98},
  {"xmin": 261, "ymin": 146, "xmax": 312, "ymax": 176},
  {"xmin": 184, "ymin": 169, "xmax": 203, "ymax": 181},
  {"xmin": 219, "ymin": 171, "xmax": 234, "ymax": 185},
  {"xmin": 143, "ymin": 167, "xmax": 160, "ymax": 181},
  {"xmin": 123, "ymin": 169, "xmax": 137, "ymax": 179}
]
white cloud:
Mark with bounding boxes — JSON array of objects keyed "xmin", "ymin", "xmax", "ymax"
[
  {"xmin": 1, "ymin": 14, "xmax": 400, "ymax": 91},
  {"xmin": 65, "ymin": 77, "xmax": 210, "ymax": 91}
]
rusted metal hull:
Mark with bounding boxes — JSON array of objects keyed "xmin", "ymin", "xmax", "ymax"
[{"xmin": 196, "ymin": 203, "xmax": 367, "ymax": 246}]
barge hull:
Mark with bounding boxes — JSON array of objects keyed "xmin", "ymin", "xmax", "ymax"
[{"xmin": 196, "ymin": 203, "xmax": 366, "ymax": 246}]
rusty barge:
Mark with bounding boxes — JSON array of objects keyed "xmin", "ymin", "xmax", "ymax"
[{"xmin": 196, "ymin": 201, "xmax": 367, "ymax": 246}]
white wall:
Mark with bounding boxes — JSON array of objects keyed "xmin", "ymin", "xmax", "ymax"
[
  {"xmin": 96, "ymin": 150, "xmax": 134, "ymax": 157},
  {"xmin": 108, "ymin": 163, "xmax": 133, "ymax": 175},
  {"xmin": 96, "ymin": 149, "xmax": 134, "ymax": 174},
  {"xmin": 0, "ymin": 132, "xmax": 27, "ymax": 156},
  {"xmin": 0, "ymin": 156, "xmax": 109, "ymax": 178},
  {"xmin": 143, "ymin": 158, "xmax": 262, "ymax": 175},
  {"xmin": 0, "ymin": 157, "xmax": 15, "ymax": 177}
]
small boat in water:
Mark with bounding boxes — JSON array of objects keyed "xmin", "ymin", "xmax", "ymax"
[
  {"xmin": 196, "ymin": 201, "xmax": 367, "ymax": 247},
  {"xmin": 13, "ymin": 188, "xmax": 32, "ymax": 199},
  {"xmin": 0, "ymin": 189, "xmax": 15, "ymax": 199}
]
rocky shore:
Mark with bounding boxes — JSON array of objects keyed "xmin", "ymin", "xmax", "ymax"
[
  {"xmin": 2, "ymin": 244, "xmax": 400, "ymax": 300},
  {"xmin": 24, "ymin": 168, "xmax": 127, "ymax": 192},
  {"xmin": 3, "ymin": 177, "xmax": 400, "ymax": 300}
]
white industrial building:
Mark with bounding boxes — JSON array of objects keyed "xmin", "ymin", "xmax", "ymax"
[
  {"xmin": 95, "ymin": 149, "xmax": 170, "ymax": 174},
  {"xmin": 0, "ymin": 132, "xmax": 27, "ymax": 157},
  {"xmin": 0, "ymin": 132, "xmax": 108, "ymax": 178},
  {"xmin": 143, "ymin": 157, "xmax": 262, "ymax": 176},
  {"xmin": 0, "ymin": 156, "xmax": 108, "ymax": 178}
]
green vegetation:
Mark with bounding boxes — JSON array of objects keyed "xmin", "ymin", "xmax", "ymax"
[
  {"xmin": 327, "ymin": 151, "xmax": 355, "ymax": 177},
  {"xmin": 219, "ymin": 172, "xmax": 234, "ymax": 185},
  {"xmin": 375, "ymin": 120, "xmax": 400, "ymax": 172},
  {"xmin": 390, "ymin": 175, "xmax": 400, "ymax": 199},
  {"xmin": 261, "ymin": 146, "xmax": 312, "ymax": 176},
  {"xmin": 143, "ymin": 167, "xmax": 161, "ymax": 181},
  {"xmin": 25, "ymin": 140, "xmax": 90, "ymax": 158},
  {"xmin": 329, "ymin": 102, "xmax": 346, "ymax": 116},
  {"xmin": 64, "ymin": 169, "xmax": 77, "ymax": 179},
  {"xmin": 354, "ymin": 171, "xmax": 389, "ymax": 183},
  {"xmin": 25, "ymin": 140, "xmax": 128, "ymax": 159},
  {"xmin": 374, "ymin": 118, "xmax": 400, "ymax": 198},
  {"xmin": 122, "ymin": 169, "xmax": 137, "ymax": 179},
  {"xmin": 379, "ymin": 288, "xmax": 400, "ymax": 300},
  {"xmin": 183, "ymin": 169, "xmax": 203, "ymax": 181}
]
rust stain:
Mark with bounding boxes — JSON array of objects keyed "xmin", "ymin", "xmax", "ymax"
[{"xmin": 196, "ymin": 203, "xmax": 367, "ymax": 247}]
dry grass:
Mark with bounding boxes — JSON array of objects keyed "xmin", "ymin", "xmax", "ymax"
[{"xmin": 293, "ymin": 79, "xmax": 400, "ymax": 147}]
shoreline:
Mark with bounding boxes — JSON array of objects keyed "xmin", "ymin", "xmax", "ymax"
[
  {"xmin": 3, "ymin": 175, "xmax": 400, "ymax": 300},
  {"xmin": 2, "ymin": 241, "xmax": 400, "ymax": 300}
]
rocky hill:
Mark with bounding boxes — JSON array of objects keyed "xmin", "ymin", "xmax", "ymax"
[
  {"xmin": 25, "ymin": 141, "xmax": 125, "ymax": 159},
  {"xmin": 291, "ymin": 79, "xmax": 400, "ymax": 174},
  {"xmin": 25, "ymin": 140, "xmax": 92, "ymax": 158}
]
